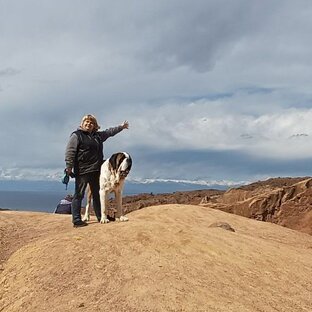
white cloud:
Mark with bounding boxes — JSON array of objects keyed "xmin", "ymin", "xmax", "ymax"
[
  {"xmin": 0, "ymin": 167, "xmax": 61, "ymax": 181},
  {"xmin": 124, "ymin": 98, "xmax": 312, "ymax": 158}
]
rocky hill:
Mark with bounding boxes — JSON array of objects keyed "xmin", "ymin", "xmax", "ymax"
[{"xmin": 199, "ymin": 177, "xmax": 312, "ymax": 235}]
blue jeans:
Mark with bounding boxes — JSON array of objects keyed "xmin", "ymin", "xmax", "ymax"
[{"xmin": 71, "ymin": 171, "xmax": 101, "ymax": 223}]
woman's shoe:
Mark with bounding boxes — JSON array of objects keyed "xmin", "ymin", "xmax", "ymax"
[{"xmin": 73, "ymin": 220, "xmax": 88, "ymax": 228}]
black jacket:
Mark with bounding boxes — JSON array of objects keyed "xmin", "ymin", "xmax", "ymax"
[{"xmin": 65, "ymin": 126, "xmax": 124, "ymax": 175}]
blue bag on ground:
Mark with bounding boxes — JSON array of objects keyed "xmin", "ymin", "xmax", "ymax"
[{"xmin": 54, "ymin": 195, "xmax": 73, "ymax": 214}]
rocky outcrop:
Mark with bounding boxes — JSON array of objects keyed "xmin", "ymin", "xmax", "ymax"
[{"xmin": 200, "ymin": 178, "xmax": 312, "ymax": 235}]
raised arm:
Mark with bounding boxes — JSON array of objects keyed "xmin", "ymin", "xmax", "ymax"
[{"xmin": 98, "ymin": 120, "xmax": 129, "ymax": 141}]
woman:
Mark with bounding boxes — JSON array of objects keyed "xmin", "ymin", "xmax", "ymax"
[{"xmin": 65, "ymin": 114, "xmax": 129, "ymax": 227}]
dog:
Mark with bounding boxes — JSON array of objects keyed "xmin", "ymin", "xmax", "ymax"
[{"xmin": 82, "ymin": 152, "xmax": 132, "ymax": 223}]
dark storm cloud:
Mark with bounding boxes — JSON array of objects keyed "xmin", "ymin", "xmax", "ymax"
[{"xmin": 131, "ymin": 147, "xmax": 312, "ymax": 181}]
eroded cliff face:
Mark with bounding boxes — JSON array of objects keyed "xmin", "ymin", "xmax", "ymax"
[{"xmin": 200, "ymin": 178, "xmax": 312, "ymax": 235}]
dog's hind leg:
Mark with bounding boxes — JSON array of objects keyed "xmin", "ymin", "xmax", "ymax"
[
  {"xmin": 100, "ymin": 189, "xmax": 110, "ymax": 224},
  {"xmin": 82, "ymin": 184, "xmax": 92, "ymax": 221}
]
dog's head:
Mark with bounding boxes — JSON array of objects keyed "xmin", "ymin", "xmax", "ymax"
[{"xmin": 109, "ymin": 152, "xmax": 132, "ymax": 178}]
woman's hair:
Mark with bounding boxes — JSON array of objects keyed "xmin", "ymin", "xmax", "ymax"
[{"xmin": 80, "ymin": 114, "xmax": 101, "ymax": 130}]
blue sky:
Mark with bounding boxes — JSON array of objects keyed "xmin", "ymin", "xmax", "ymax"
[{"xmin": 1, "ymin": 0, "xmax": 312, "ymax": 185}]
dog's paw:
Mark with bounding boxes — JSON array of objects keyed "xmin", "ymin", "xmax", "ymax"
[
  {"xmin": 116, "ymin": 216, "xmax": 129, "ymax": 222},
  {"xmin": 100, "ymin": 218, "xmax": 110, "ymax": 224},
  {"xmin": 82, "ymin": 215, "xmax": 90, "ymax": 222}
]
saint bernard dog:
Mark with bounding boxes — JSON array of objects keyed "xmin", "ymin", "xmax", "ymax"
[{"xmin": 82, "ymin": 152, "xmax": 132, "ymax": 223}]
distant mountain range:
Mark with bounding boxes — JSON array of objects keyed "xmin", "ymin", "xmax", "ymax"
[{"xmin": 0, "ymin": 178, "xmax": 246, "ymax": 195}]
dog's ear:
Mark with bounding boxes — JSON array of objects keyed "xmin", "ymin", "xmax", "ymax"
[
  {"xmin": 109, "ymin": 153, "xmax": 126, "ymax": 171},
  {"xmin": 109, "ymin": 153, "xmax": 119, "ymax": 171}
]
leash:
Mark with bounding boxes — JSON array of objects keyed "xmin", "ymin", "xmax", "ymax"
[{"xmin": 61, "ymin": 169, "xmax": 75, "ymax": 190}]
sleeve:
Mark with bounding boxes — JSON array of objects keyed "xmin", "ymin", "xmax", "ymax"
[
  {"xmin": 98, "ymin": 125, "xmax": 124, "ymax": 142},
  {"xmin": 65, "ymin": 133, "xmax": 79, "ymax": 168}
]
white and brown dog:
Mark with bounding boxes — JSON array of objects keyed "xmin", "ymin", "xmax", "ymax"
[{"xmin": 83, "ymin": 152, "xmax": 132, "ymax": 223}]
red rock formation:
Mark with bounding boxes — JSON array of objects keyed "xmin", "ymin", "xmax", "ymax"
[{"xmin": 200, "ymin": 177, "xmax": 312, "ymax": 235}]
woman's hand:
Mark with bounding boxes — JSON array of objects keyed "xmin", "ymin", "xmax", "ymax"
[
  {"xmin": 66, "ymin": 167, "xmax": 73, "ymax": 175},
  {"xmin": 122, "ymin": 120, "xmax": 129, "ymax": 129}
]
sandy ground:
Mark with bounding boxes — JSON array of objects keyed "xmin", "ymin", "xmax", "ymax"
[{"xmin": 1, "ymin": 204, "xmax": 312, "ymax": 312}]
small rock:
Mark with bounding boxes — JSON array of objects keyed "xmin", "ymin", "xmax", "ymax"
[{"xmin": 208, "ymin": 222, "xmax": 235, "ymax": 232}]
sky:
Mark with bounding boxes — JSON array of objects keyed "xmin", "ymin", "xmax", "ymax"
[{"xmin": 1, "ymin": 0, "xmax": 312, "ymax": 186}]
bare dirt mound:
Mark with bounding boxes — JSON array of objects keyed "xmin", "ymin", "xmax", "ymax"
[
  {"xmin": 200, "ymin": 178, "xmax": 312, "ymax": 235},
  {"xmin": 1, "ymin": 205, "xmax": 312, "ymax": 312}
]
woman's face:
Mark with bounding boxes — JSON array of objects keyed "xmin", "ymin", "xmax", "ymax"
[{"xmin": 82, "ymin": 119, "xmax": 95, "ymax": 133}]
